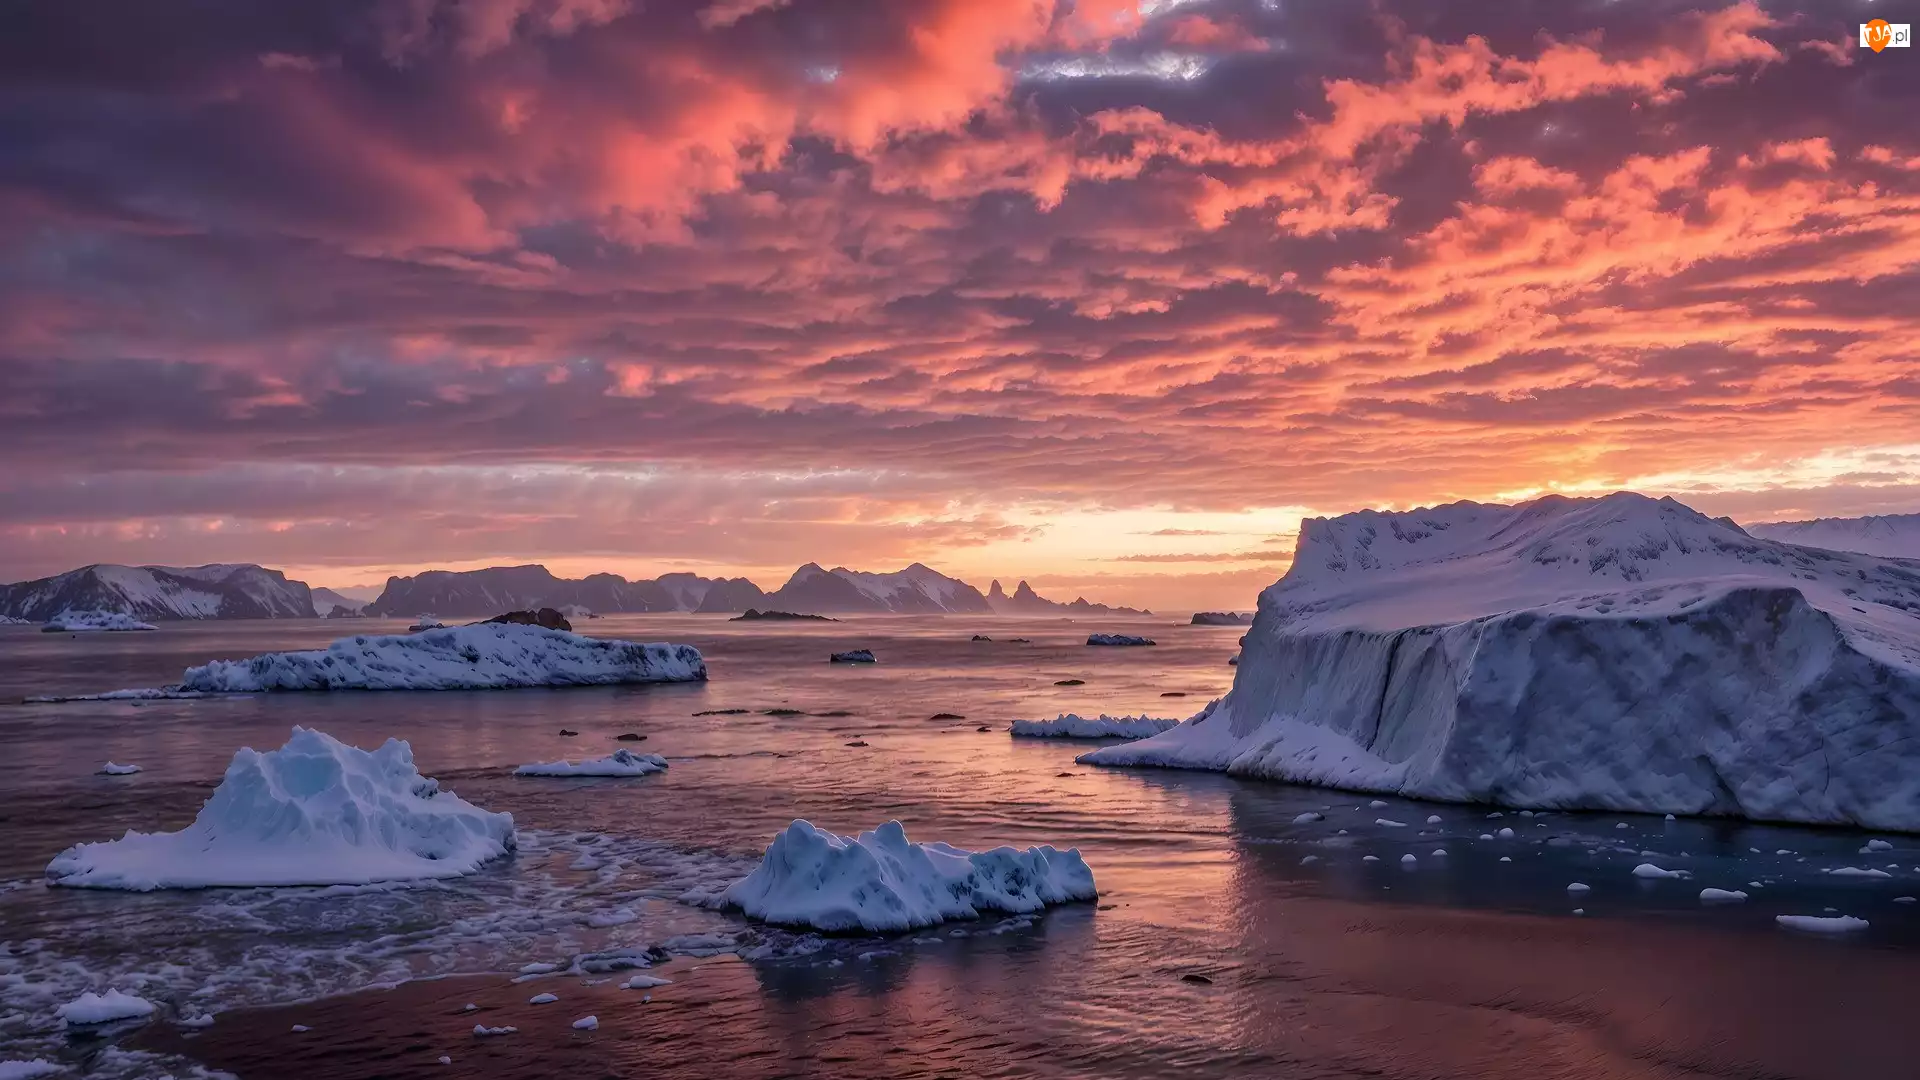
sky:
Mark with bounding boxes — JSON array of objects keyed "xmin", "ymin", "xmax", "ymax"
[{"xmin": 2, "ymin": 0, "xmax": 1917, "ymax": 611}]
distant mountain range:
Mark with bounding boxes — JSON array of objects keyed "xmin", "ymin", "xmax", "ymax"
[
  {"xmin": 1746, "ymin": 513, "xmax": 1920, "ymax": 559},
  {"xmin": 986, "ymin": 579, "xmax": 1150, "ymax": 616},
  {"xmin": 0, "ymin": 564, "xmax": 315, "ymax": 622}
]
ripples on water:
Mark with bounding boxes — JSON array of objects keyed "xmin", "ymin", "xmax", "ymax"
[{"xmin": 3, "ymin": 616, "xmax": 1918, "ymax": 1078}]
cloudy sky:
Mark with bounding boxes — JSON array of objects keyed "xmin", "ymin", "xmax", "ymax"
[{"xmin": 2, "ymin": 0, "xmax": 1916, "ymax": 609}]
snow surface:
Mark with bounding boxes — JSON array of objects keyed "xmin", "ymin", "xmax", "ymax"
[
  {"xmin": 42, "ymin": 611, "xmax": 157, "ymax": 632},
  {"xmin": 1776, "ymin": 914, "xmax": 1868, "ymax": 933},
  {"xmin": 1081, "ymin": 492, "xmax": 1920, "ymax": 831},
  {"xmin": 46, "ymin": 727, "xmax": 515, "ymax": 889},
  {"xmin": 97, "ymin": 762, "xmax": 141, "ymax": 776},
  {"xmin": 56, "ymin": 989, "xmax": 155, "ymax": 1026},
  {"xmin": 514, "ymin": 749, "xmax": 669, "ymax": 777},
  {"xmin": 1749, "ymin": 513, "xmax": 1920, "ymax": 560},
  {"xmin": 719, "ymin": 819, "xmax": 1096, "ymax": 932},
  {"xmin": 1086, "ymin": 633, "xmax": 1155, "ymax": 646},
  {"xmin": 175, "ymin": 623, "xmax": 706, "ymax": 692},
  {"xmin": 1008, "ymin": 714, "xmax": 1181, "ymax": 739}
]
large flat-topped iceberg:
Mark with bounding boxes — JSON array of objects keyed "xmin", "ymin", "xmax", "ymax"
[
  {"xmin": 47, "ymin": 727, "xmax": 515, "ymax": 889},
  {"xmin": 720, "ymin": 819, "xmax": 1096, "ymax": 932},
  {"xmin": 1083, "ymin": 492, "xmax": 1920, "ymax": 831},
  {"xmin": 176, "ymin": 623, "xmax": 706, "ymax": 692}
]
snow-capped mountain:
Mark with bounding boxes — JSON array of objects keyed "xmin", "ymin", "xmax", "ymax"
[
  {"xmin": 1084, "ymin": 491, "xmax": 1920, "ymax": 831},
  {"xmin": 764, "ymin": 563, "xmax": 993, "ymax": 614},
  {"xmin": 362, "ymin": 565, "xmax": 766, "ymax": 617},
  {"xmin": 985, "ymin": 579, "xmax": 1151, "ymax": 616},
  {"xmin": 0, "ymin": 564, "xmax": 317, "ymax": 622},
  {"xmin": 1747, "ymin": 512, "xmax": 1920, "ymax": 560}
]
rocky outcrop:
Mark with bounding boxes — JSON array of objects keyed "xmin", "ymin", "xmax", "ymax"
[{"xmin": 482, "ymin": 607, "xmax": 573, "ymax": 632}]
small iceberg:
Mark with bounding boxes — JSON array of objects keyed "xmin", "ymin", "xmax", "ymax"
[
  {"xmin": 1086, "ymin": 634, "xmax": 1154, "ymax": 647},
  {"xmin": 829, "ymin": 650, "xmax": 876, "ymax": 664},
  {"xmin": 98, "ymin": 762, "xmax": 141, "ymax": 776},
  {"xmin": 409, "ymin": 617, "xmax": 446, "ymax": 631},
  {"xmin": 514, "ymin": 749, "xmax": 668, "ymax": 777},
  {"xmin": 171, "ymin": 623, "xmax": 706, "ymax": 692},
  {"xmin": 719, "ymin": 819, "xmax": 1096, "ymax": 932},
  {"xmin": 46, "ymin": 727, "xmax": 515, "ymax": 889},
  {"xmin": 1009, "ymin": 714, "xmax": 1180, "ymax": 739},
  {"xmin": 43, "ymin": 611, "xmax": 157, "ymax": 633},
  {"xmin": 57, "ymin": 988, "xmax": 156, "ymax": 1026},
  {"xmin": 1776, "ymin": 914, "xmax": 1868, "ymax": 934}
]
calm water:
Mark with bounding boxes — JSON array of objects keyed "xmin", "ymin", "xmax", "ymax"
[{"xmin": 3, "ymin": 617, "xmax": 1919, "ymax": 1077}]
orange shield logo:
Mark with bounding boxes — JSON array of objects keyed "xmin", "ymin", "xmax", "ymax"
[{"xmin": 1865, "ymin": 18, "xmax": 1892, "ymax": 51}]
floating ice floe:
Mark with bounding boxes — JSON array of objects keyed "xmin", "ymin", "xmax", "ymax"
[
  {"xmin": 719, "ymin": 819, "xmax": 1096, "ymax": 932},
  {"xmin": 1086, "ymin": 634, "xmax": 1155, "ymax": 646},
  {"xmin": 1699, "ymin": 888, "xmax": 1748, "ymax": 903},
  {"xmin": 473, "ymin": 1024, "xmax": 517, "ymax": 1037},
  {"xmin": 1632, "ymin": 863, "xmax": 1689, "ymax": 879},
  {"xmin": 528, "ymin": 993, "xmax": 557, "ymax": 1005},
  {"xmin": 56, "ymin": 989, "xmax": 156, "ymax": 1027},
  {"xmin": 1078, "ymin": 493, "xmax": 1920, "ymax": 831},
  {"xmin": 572, "ymin": 1015, "xmax": 598, "ymax": 1030},
  {"xmin": 46, "ymin": 727, "xmax": 515, "ymax": 889},
  {"xmin": 97, "ymin": 762, "xmax": 141, "ymax": 776},
  {"xmin": 1826, "ymin": 866, "xmax": 1893, "ymax": 879},
  {"xmin": 169, "ymin": 623, "xmax": 706, "ymax": 692},
  {"xmin": 622, "ymin": 975, "xmax": 672, "ymax": 989},
  {"xmin": 1776, "ymin": 914, "xmax": 1868, "ymax": 934},
  {"xmin": 42, "ymin": 611, "xmax": 157, "ymax": 633},
  {"xmin": 1292, "ymin": 812, "xmax": 1323, "ymax": 824},
  {"xmin": 1008, "ymin": 714, "xmax": 1180, "ymax": 739},
  {"xmin": 514, "ymin": 749, "xmax": 669, "ymax": 777}
]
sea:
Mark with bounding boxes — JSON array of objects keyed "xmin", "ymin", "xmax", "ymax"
[{"xmin": 2, "ymin": 616, "xmax": 1918, "ymax": 1078}]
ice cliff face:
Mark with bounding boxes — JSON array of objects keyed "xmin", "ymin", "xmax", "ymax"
[{"xmin": 1082, "ymin": 492, "xmax": 1920, "ymax": 831}]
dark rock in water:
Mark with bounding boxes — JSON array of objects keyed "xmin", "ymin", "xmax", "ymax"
[
  {"xmin": 1238, "ymin": 635, "xmax": 1247, "ymax": 646},
  {"xmin": 1087, "ymin": 633, "xmax": 1155, "ymax": 647},
  {"xmin": 557, "ymin": 729, "xmax": 578, "ymax": 736},
  {"xmin": 1006, "ymin": 638, "xmax": 1032, "ymax": 643},
  {"xmin": 971, "ymin": 634, "xmax": 993, "ymax": 641},
  {"xmin": 929, "ymin": 712, "xmax": 965, "ymax": 720},
  {"xmin": 816, "ymin": 709, "xmax": 855, "ymax": 717},
  {"xmin": 845, "ymin": 740, "xmax": 869, "ymax": 747},
  {"xmin": 730, "ymin": 608, "xmax": 837, "ymax": 622},
  {"xmin": 482, "ymin": 607, "xmax": 573, "ymax": 632},
  {"xmin": 1180, "ymin": 973, "xmax": 1213, "ymax": 985},
  {"xmin": 1161, "ymin": 691, "xmax": 1187, "ymax": 697},
  {"xmin": 763, "ymin": 708, "xmax": 806, "ymax": 716},
  {"xmin": 1190, "ymin": 611, "xmax": 1253, "ymax": 626},
  {"xmin": 1056, "ymin": 771, "xmax": 1074, "ymax": 778},
  {"xmin": 1054, "ymin": 679, "xmax": 1085, "ymax": 686},
  {"xmin": 975, "ymin": 725, "xmax": 991, "ymax": 732},
  {"xmin": 615, "ymin": 733, "xmax": 645, "ymax": 741},
  {"xmin": 1228, "ymin": 656, "xmax": 1239, "ymax": 666},
  {"xmin": 829, "ymin": 649, "xmax": 876, "ymax": 664},
  {"xmin": 694, "ymin": 708, "xmax": 751, "ymax": 716}
]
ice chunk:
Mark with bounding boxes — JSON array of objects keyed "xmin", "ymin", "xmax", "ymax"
[
  {"xmin": 1009, "ymin": 714, "xmax": 1180, "ymax": 739},
  {"xmin": 43, "ymin": 611, "xmax": 157, "ymax": 633},
  {"xmin": 1497, "ymin": 827, "xmax": 1515, "ymax": 839},
  {"xmin": 1086, "ymin": 634, "xmax": 1155, "ymax": 647},
  {"xmin": 1425, "ymin": 815, "xmax": 1442, "ymax": 824},
  {"xmin": 56, "ymin": 989, "xmax": 155, "ymax": 1026},
  {"xmin": 46, "ymin": 727, "xmax": 515, "ymax": 889},
  {"xmin": 1375, "ymin": 818, "xmax": 1407, "ymax": 828},
  {"xmin": 1863, "ymin": 839, "xmax": 1894, "ymax": 852},
  {"xmin": 1567, "ymin": 882, "xmax": 1591, "ymax": 893},
  {"xmin": 1826, "ymin": 866, "xmax": 1893, "ymax": 879},
  {"xmin": 1368, "ymin": 800, "xmax": 1388, "ymax": 808},
  {"xmin": 514, "ymin": 749, "xmax": 668, "ymax": 777},
  {"xmin": 1776, "ymin": 914, "xmax": 1868, "ymax": 933},
  {"xmin": 621, "ymin": 975, "xmax": 672, "ymax": 989},
  {"xmin": 1080, "ymin": 493, "xmax": 1920, "ymax": 830},
  {"xmin": 528, "ymin": 993, "xmax": 557, "ymax": 1005},
  {"xmin": 174, "ymin": 623, "xmax": 706, "ymax": 692},
  {"xmin": 572, "ymin": 1015, "xmax": 598, "ymax": 1030},
  {"xmin": 1699, "ymin": 888, "xmax": 1748, "ymax": 903},
  {"xmin": 1292, "ymin": 812, "xmax": 1324, "ymax": 824},
  {"xmin": 1399, "ymin": 854, "xmax": 1417, "ymax": 865},
  {"xmin": 1632, "ymin": 863, "xmax": 1688, "ymax": 879},
  {"xmin": 98, "ymin": 762, "xmax": 141, "ymax": 776},
  {"xmin": 720, "ymin": 819, "xmax": 1096, "ymax": 932},
  {"xmin": 473, "ymin": 1024, "xmax": 518, "ymax": 1036}
]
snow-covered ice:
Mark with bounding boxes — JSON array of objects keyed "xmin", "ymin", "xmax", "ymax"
[
  {"xmin": 1776, "ymin": 914, "xmax": 1868, "ymax": 933},
  {"xmin": 56, "ymin": 989, "xmax": 155, "ymax": 1026},
  {"xmin": 1632, "ymin": 863, "xmax": 1688, "ymax": 879},
  {"xmin": 719, "ymin": 819, "xmax": 1096, "ymax": 932},
  {"xmin": 528, "ymin": 993, "xmax": 557, "ymax": 1004},
  {"xmin": 1826, "ymin": 866, "xmax": 1893, "ymax": 878},
  {"xmin": 572, "ymin": 1015, "xmax": 598, "ymax": 1030},
  {"xmin": 514, "ymin": 749, "xmax": 669, "ymax": 777},
  {"xmin": 1086, "ymin": 633, "xmax": 1155, "ymax": 646},
  {"xmin": 1864, "ymin": 839, "xmax": 1894, "ymax": 852},
  {"xmin": 97, "ymin": 762, "xmax": 141, "ymax": 776},
  {"xmin": 1567, "ymin": 882, "xmax": 1591, "ymax": 893},
  {"xmin": 173, "ymin": 623, "xmax": 707, "ymax": 692},
  {"xmin": 622, "ymin": 975, "xmax": 672, "ymax": 989},
  {"xmin": 1699, "ymin": 888, "xmax": 1748, "ymax": 903},
  {"xmin": 1292, "ymin": 812, "xmax": 1323, "ymax": 824},
  {"xmin": 42, "ymin": 611, "xmax": 156, "ymax": 633},
  {"xmin": 1080, "ymin": 492, "xmax": 1920, "ymax": 831},
  {"xmin": 46, "ymin": 727, "xmax": 515, "ymax": 889},
  {"xmin": 473, "ymin": 1024, "xmax": 517, "ymax": 1037},
  {"xmin": 1009, "ymin": 714, "xmax": 1180, "ymax": 739}
]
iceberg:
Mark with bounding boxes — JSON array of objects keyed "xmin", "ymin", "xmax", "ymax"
[
  {"xmin": 56, "ymin": 988, "xmax": 156, "ymax": 1026},
  {"xmin": 174, "ymin": 623, "xmax": 706, "ymax": 692},
  {"xmin": 514, "ymin": 749, "xmax": 669, "ymax": 777},
  {"xmin": 46, "ymin": 727, "xmax": 515, "ymax": 889},
  {"xmin": 719, "ymin": 819, "xmax": 1096, "ymax": 932},
  {"xmin": 1009, "ymin": 714, "xmax": 1181, "ymax": 739},
  {"xmin": 408, "ymin": 617, "xmax": 446, "ymax": 631},
  {"xmin": 42, "ymin": 610, "xmax": 157, "ymax": 632},
  {"xmin": 98, "ymin": 762, "xmax": 141, "ymax": 776},
  {"xmin": 1087, "ymin": 633, "xmax": 1155, "ymax": 646},
  {"xmin": 1082, "ymin": 492, "xmax": 1920, "ymax": 832}
]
